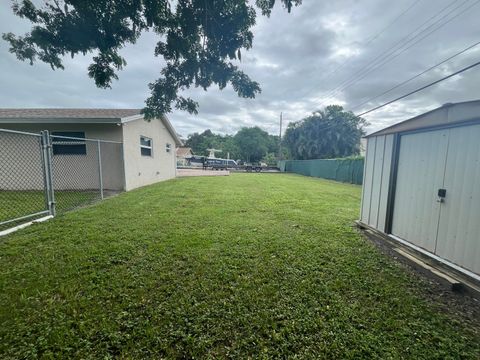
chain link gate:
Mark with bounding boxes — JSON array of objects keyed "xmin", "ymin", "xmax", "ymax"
[
  {"xmin": 0, "ymin": 129, "xmax": 51, "ymax": 230},
  {"xmin": 1, "ymin": 128, "xmax": 124, "ymax": 233}
]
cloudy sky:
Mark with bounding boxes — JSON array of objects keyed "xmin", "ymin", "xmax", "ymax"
[{"xmin": 1, "ymin": 0, "xmax": 479, "ymax": 137}]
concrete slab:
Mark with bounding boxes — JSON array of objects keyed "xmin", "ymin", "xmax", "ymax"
[{"xmin": 177, "ymin": 169, "xmax": 230, "ymax": 177}]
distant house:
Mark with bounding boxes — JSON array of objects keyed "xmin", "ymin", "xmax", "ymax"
[
  {"xmin": 0, "ymin": 109, "xmax": 182, "ymax": 191},
  {"xmin": 176, "ymin": 147, "xmax": 194, "ymax": 166}
]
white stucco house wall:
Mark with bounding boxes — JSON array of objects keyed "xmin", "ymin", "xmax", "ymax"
[{"xmin": 0, "ymin": 109, "xmax": 182, "ymax": 191}]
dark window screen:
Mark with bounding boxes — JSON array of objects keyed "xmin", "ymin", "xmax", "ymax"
[{"xmin": 52, "ymin": 131, "xmax": 87, "ymax": 155}]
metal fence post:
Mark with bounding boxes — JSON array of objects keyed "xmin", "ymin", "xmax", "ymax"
[
  {"xmin": 41, "ymin": 130, "xmax": 56, "ymax": 217},
  {"xmin": 97, "ymin": 140, "xmax": 104, "ymax": 200},
  {"xmin": 40, "ymin": 131, "xmax": 50, "ymax": 215}
]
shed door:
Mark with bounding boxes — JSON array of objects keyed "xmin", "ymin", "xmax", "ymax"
[
  {"xmin": 435, "ymin": 124, "xmax": 480, "ymax": 274},
  {"xmin": 391, "ymin": 129, "xmax": 449, "ymax": 252}
]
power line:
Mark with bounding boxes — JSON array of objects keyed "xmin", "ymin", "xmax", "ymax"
[
  {"xmin": 317, "ymin": 0, "xmax": 478, "ymax": 108},
  {"xmin": 350, "ymin": 39, "xmax": 480, "ymax": 111},
  {"xmin": 316, "ymin": 0, "xmax": 423, "ymax": 85},
  {"xmin": 355, "ymin": 60, "xmax": 480, "ymax": 117},
  {"xmin": 362, "ymin": 0, "xmax": 423, "ymax": 46},
  {"xmin": 316, "ymin": 0, "xmax": 465, "ymax": 105}
]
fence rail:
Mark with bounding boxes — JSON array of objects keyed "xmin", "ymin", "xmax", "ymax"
[
  {"xmin": 278, "ymin": 158, "xmax": 364, "ymax": 185},
  {"xmin": 0, "ymin": 128, "xmax": 124, "ymax": 232}
]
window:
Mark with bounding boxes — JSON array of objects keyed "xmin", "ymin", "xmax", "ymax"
[
  {"xmin": 166, "ymin": 143, "xmax": 172, "ymax": 153},
  {"xmin": 140, "ymin": 136, "xmax": 153, "ymax": 156},
  {"xmin": 52, "ymin": 131, "xmax": 86, "ymax": 155}
]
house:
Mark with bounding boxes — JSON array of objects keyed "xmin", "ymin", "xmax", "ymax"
[
  {"xmin": 0, "ymin": 109, "xmax": 182, "ymax": 191},
  {"xmin": 359, "ymin": 100, "xmax": 480, "ymax": 281},
  {"xmin": 176, "ymin": 147, "xmax": 194, "ymax": 166}
]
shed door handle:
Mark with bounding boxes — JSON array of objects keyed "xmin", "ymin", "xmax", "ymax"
[{"xmin": 437, "ymin": 188, "xmax": 446, "ymax": 203}]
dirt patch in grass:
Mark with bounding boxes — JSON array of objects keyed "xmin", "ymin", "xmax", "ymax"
[{"xmin": 362, "ymin": 229, "xmax": 480, "ymax": 331}]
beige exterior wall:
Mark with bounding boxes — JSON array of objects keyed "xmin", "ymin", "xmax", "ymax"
[
  {"xmin": 0, "ymin": 124, "xmax": 124, "ymax": 191},
  {"xmin": 1, "ymin": 118, "xmax": 178, "ymax": 192},
  {"xmin": 121, "ymin": 117, "xmax": 176, "ymax": 191}
]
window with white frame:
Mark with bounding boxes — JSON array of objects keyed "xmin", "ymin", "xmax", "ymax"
[
  {"xmin": 140, "ymin": 136, "xmax": 153, "ymax": 156},
  {"xmin": 166, "ymin": 143, "xmax": 172, "ymax": 153}
]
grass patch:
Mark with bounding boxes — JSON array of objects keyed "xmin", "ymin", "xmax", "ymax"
[
  {"xmin": 0, "ymin": 174, "xmax": 478, "ymax": 358},
  {"xmin": 0, "ymin": 190, "xmax": 100, "ymax": 225}
]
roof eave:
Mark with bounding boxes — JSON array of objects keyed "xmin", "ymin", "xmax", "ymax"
[
  {"xmin": 120, "ymin": 113, "xmax": 183, "ymax": 146},
  {"xmin": 0, "ymin": 117, "xmax": 122, "ymax": 124},
  {"xmin": 365, "ymin": 100, "xmax": 480, "ymax": 138},
  {"xmin": 364, "ymin": 103, "xmax": 447, "ymax": 138},
  {"xmin": 161, "ymin": 114, "xmax": 183, "ymax": 147}
]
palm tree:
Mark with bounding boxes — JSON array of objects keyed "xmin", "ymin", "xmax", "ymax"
[{"xmin": 283, "ymin": 105, "xmax": 367, "ymax": 160}]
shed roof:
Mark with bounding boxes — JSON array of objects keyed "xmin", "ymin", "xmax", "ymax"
[
  {"xmin": 366, "ymin": 100, "xmax": 480, "ymax": 138},
  {"xmin": 0, "ymin": 108, "xmax": 182, "ymax": 146}
]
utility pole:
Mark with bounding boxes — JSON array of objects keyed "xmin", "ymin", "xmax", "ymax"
[{"xmin": 278, "ymin": 112, "xmax": 283, "ymax": 160}]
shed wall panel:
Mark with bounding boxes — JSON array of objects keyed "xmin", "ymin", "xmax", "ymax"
[
  {"xmin": 360, "ymin": 137, "xmax": 375, "ymax": 224},
  {"xmin": 368, "ymin": 136, "xmax": 385, "ymax": 227},
  {"xmin": 436, "ymin": 124, "xmax": 480, "ymax": 274},
  {"xmin": 377, "ymin": 134, "xmax": 394, "ymax": 231},
  {"xmin": 360, "ymin": 135, "xmax": 393, "ymax": 231},
  {"xmin": 392, "ymin": 129, "xmax": 448, "ymax": 252}
]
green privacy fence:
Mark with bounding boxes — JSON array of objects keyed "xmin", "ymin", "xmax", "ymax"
[{"xmin": 278, "ymin": 158, "xmax": 364, "ymax": 185}]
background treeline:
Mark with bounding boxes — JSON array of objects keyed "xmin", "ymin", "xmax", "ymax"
[
  {"xmin": 185, "ymin": 127, "xmax": 279, "ymax": 164},
  {"xmin": 185, "ymin": 105, "xmax": 367, "ymax": 163},
  {"xmin": 283, "ymin": 105, "xmax": 367, "ymax": 160}
]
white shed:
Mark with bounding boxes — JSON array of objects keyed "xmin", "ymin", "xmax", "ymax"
[{"xmin": 359, "ymin": 100, "xmax": 480, "ymax": 280}]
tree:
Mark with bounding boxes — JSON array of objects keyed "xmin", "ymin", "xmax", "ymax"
[
  {"xmin": 221, "ymin": 136, "xmax": 241, "ymax": 161},
  {"xmin": 185, "ymin": 126, "xmax": 276, "ymax": 162},
  {"xmin": 185, "ymin": 130, "xmax": 216, "ymax": 155},
  {"xmin": 3, "ymin": 0, "xmax": 301, "ymax": 118},
  {"xmin": 261, "ymin": 152, "xmax": 277, "ymax": 166},
  {"xmin": 283, "ymin": 105, "xmax": 367, "ymax": 160},
  {"xmin": 234, "ymin": 126, "xmax": 273, "ymax": 163},
  {"xmin": 185, "ymin": 129, "xmax": 240, "ymax": 159}
]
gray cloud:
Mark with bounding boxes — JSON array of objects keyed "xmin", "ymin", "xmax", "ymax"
[{"xmin": 1, "ymin": 0, "xmax": 480, "ymax": 137}]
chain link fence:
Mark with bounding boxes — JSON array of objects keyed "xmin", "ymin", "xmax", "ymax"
[{"xmin": 1, "ymin": 128, "xmax": 124, "ymax": 232}]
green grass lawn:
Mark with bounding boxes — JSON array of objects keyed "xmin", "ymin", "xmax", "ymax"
[
  {"xmin": 0, "ymin": 174, "xmax": 478, "ymax": 359},
  {"xmin": 0, "ymin": 190, "xmax": 100, "ymax": 225}
]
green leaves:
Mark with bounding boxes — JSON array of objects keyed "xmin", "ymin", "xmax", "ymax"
[
  {"xmin": 3, "ymin": 0, "xmax": 301, "ymax": 118},
  {"xmin": 256, "ymin": 0, "xmax": 302, "ymax": 16},
  {"xmin": 87, "ymin": 50, "xmax": 126, "ymax": 88},
  {"xmin": 234, "ymin": 126, "xmax": 276, "ymax": 162},
  {"xmin": 284, "ymin": 105, "xmax": 367, "ymax": 160},
  {"xmin": 1, "ymin": 32, "xmax": 38, "ymax": 65},
  {"xmin": 184, "ymin": 126, "xmax": 278, "ymax": 162},
  {"xmin": 230, "ymin": 69, "xmax": 261, "ymax": 98}
]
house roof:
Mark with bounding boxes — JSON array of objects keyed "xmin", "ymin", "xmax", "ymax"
[
  {"xmin": 0, "ymin": 108, "xmax": 141, "ymax": 120},
  {"xmin": 176, "ymin": 147, "xmax": 193, "ymax": 157},
  {"xmin": 366, "ymin": 100, "xmax": 480, "ymax": 138},
  {"xmin": 0, "ymin": 108, "xmax": 182, "ymax": 146}
]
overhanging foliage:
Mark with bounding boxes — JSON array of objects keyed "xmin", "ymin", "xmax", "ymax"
[{"xmin": 3, "ymin": 0, "xmax": 301, "ymax": 118}]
